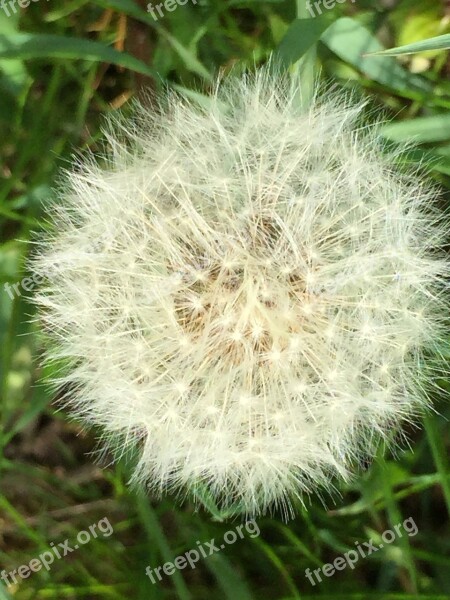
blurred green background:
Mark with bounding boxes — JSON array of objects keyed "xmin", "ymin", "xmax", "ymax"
[{"xmin": 1, "ymin": 0, "xmax": 450, "ymax": 598}]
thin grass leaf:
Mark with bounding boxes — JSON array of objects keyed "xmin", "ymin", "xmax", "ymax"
[
  {"xmin": 205, "ymin": 554, "xmax": 255, "ymax": 600},
  {"xmin": 378, "ymin": 459, "xmax": 418, "ymax": 593},
  {"xmin": 135, "ymin": 492, "xmax": 192, "ymax": 600},
  {"xmin": 35, "ymin": 584, "xmax": 128, "ymax": 598},
  {"xmin": 381, "ymin": 113, "xmax": 450, "ymax": 143},
  {"xmin": 163, "ymin": 31, "xmax": 212, "ymax": 81},
  {"xmin": 95, "ymin": 0, "xmax": 212, "ymax": 80},
  {"xmin": 44, "ymin": 0, "xmax": 91, "ymax": 21},
  {"xmin": 423, "ymin": 415, "xmax": 450, "ymax": 518},
  {"xmin": 253, "ymin": 538, "xmax": 301, "ymax": 599},
  {"xmin": 0, "ymin": 12, "xmax": 30, "ymax": 98},
  {"xmin": 0, "ymin": 33, "xmax": 156, "ymax": 78},
  {"xmin": 366, "ymin": 33, "xmax": 450, "ymax": 56}
]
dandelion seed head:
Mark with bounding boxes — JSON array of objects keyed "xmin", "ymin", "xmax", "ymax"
[{"xmin": 32, "ymin": 66, "xmax": 448, "ymax": 517}]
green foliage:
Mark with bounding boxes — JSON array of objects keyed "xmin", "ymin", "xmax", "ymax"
[
  {"xmin": 0, "ymin": 0, "xmax": 449, "ymax": 599},
  {"xmin": 368, "ymin": 33, "xmax": 450, "ymax": 56},
  {"xmin": 0, "ymin": 32, "xmax": 157, "ymax": 76}
]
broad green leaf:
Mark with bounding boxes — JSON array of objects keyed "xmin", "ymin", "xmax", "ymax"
[
  {"xmin": 381, "ymin": 114, "xmax": 450, "ymax": 143},
  {"xmin": 321, "ymin": 17, "xmax": 432, "ymax": 95},
  {"xmin": 273, "ymin": 16, "xmax": 331, "ymax": 69},
  {"xmin": 0, "ymin": 33, "xmax": 156, "ymax": 78},
  {"xmin": 367, "ymin": 33, "xmax": 450, "ymax": 56}
]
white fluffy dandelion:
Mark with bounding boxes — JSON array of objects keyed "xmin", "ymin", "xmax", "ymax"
[{"xmin": 32, "ymin": 67, "xmax": 448, "ymax": 517}]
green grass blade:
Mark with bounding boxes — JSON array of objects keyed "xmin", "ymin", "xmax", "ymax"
[
  {"xmin": 135, "ymin": 492, "xmax": 192, "ymax": 600},
  {"xmin": 423, "ymin": 415, "xmax": 450, "ymax": 518},
  {"xmin": 378, "ymin": 460, "xmax": 418, "ymax": 593},
  {"xmin": 381, "ymin": 114, "xmax": 450, "ymax": 143},
  {"xmin": 0, "ymin": 33, "xmax": 156, "ymax": 78},
  {"xmin": 205, "ymin": 553, "xmax": 255, "ymax": 600},
  {"xmin": 367, "ymin": 33, "xmax": 450, "ymax": 56},
  {"xmin": 253, "ymin": 538, "xmax": 301, "ymax": 599},
  {"xmin": 94, "ymin": 0, "xmax": 212, "ymax": 80}
]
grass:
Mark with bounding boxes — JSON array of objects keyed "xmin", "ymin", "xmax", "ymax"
[{"xmin": 0, "ymin": 0, "xmax": 449, "ymax": 598}]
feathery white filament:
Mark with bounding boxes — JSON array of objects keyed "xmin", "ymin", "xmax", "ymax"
[{"xmin": 32, "ymin": 68, "xmax": 448, "ymax": 517}]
